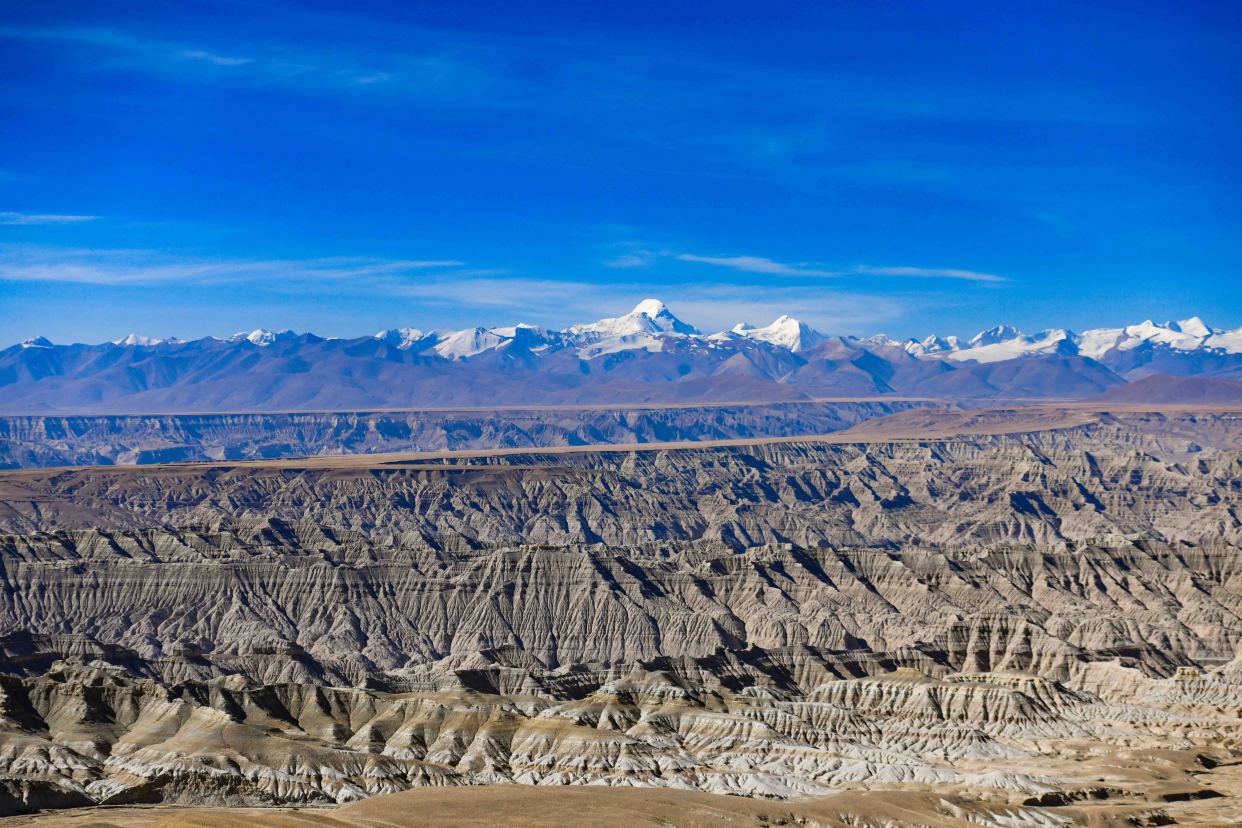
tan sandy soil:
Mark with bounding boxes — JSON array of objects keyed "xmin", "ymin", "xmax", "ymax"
[{"xmin": 5, "ymin": 763, "xmax": 1242, "ymax": 828}]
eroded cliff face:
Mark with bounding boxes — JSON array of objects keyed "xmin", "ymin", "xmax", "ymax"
[
  {"xmin": 0, "ymin": 536, "xmax": 1235, "ymax": 685},
  {"xmin": 0, "ymin": 401, "xmax": 932, "ymax": 469},
  {"xmin": 2, "ymin": 418, "xmax": 1241, "ymax": 548},
  {"xmin": 0, "ymin": 416, "xmax": 1239, "ymax": 816}
]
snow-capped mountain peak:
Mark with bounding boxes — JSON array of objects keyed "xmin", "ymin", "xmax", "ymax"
[
  {"xmin": 1205, "ymin": 327, "xmax": 1242, "ymax": 353},
  {"xmin": 8, "ymin": 304, "xmax": 1242, "ymax": 415},
  {"xmin": 931, "ymin": 316, "xmax": 1242, "ymax": 363},
  {"xmin": 903, "ymin": 334, "xmax": 961, "ymax": 357},
  {"xmin": 632, "ymin": 298, "xmax": 669, "ymax": 318},
  {"xmin": 15, "ymin": 307, "xmax": 1242, "ymax": 368},
  {"xmin": 374, "ymin": 327, "xmax": 430, "ymax": 350},
  {"xmin": 968, "ymin": 324, "xmax": 1023, "ymax": 348},
  {"xmin": 489, "ymin": 322, "xmax": 539, "ymax": 338},
  {"xmin": 1128, "ymin": 320, "xmax": 1197, "ymax": 350},
  {"xmin": 113, "ymin": 334, "xmax": 179, "ymax": 347},
  {"xmin": 948, "ymin": 328, "xmax": 1073, "ymax": 363},
  {"xmin": 732, "ymin": 315, "xmax": 824, "ymax": 352},
  {"xmin": 491, "ymin": 324, "xmax": 562, "ymax": 353},
  {"xmin": 1077, "ymin": 319, "xmax": 1214, "ymax": 358},
  {"xmin": 568, "ymin": 298, "xmax": 699, "ymax": 340},
  {"xmin": 428, "ymin": 324, "xmax": 562, "ymax": 360},
  {"xmin": 433, "ymin": 327, "xmax": 507, "ymax": 360},
  {"xmin": 229, "ymin": 328, "xmax": 296, "ymax": 347},
  {"xmin": 630, "ymin": 298, "xmax": 699, "ymax": 334},
  {"xmin": 1173, "ymin": 316, "xmax": 1212, "ymax": 337}
]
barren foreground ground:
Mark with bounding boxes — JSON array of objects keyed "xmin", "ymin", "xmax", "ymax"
[{"xmin": 6, "ymin": 766, "xmax": 1242, "ymax": 827}]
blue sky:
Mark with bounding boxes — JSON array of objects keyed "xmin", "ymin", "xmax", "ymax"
[{"xmin": 1, "ymin": 0, "xmax": 1239, "ymax": 344}]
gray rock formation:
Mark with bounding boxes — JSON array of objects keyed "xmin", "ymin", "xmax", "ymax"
[
  {"xmin": 0, "ymin": 408, "xmax": 1239, "ymax": 815},
  {"xmin": 0, "ymin": 656, "xmax": 1238, "ymax": 813}
]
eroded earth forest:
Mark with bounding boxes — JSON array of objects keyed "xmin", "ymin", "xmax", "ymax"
[{"xmin": 0, "ymin": 404, "xmax": 1236, "ymax": 826}]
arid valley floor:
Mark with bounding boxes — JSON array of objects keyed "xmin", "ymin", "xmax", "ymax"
[{"xmin": 1, "ymin": 404, "xmax": 1240, "ymax": 826}]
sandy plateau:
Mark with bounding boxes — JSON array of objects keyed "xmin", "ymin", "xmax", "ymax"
[{"xmin": 0, "ymin": 405, "xmax": 1240, "ymax": 825}]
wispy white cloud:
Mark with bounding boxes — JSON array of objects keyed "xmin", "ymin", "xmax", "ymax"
[
  {"xmin": 0, "ymin": 25, "xmax": 483, "ymax": 97},
  {"xmin": 657, "ymin": 288, "xmax": 905, "ymax": 334},
  {"xmin": 0, "ymin": 212, "xmax": 98, "ymax": 225},
  {"xmin": 0, "ymin": 245, "xmax": 461, "ymax": 285},
  {"xmin": 854, "ymin": 265, "xmax": 1006, "ymax": 283},
  {"xmin": 605, "ymin": 253, "xmax": 655, "ymax": 269},
  {"xmin": 674, "ymin": 252, "xmax": 1006, "ymax": 283},
  {"xmin": 676, "ymin": 253, "xmax": 838, "ymax": 277},
  {"xmin": 396, "ymin": 277, "xmax": 596, "ymax": 310},
  {"xmin": 352, "ymin": 72, "xmax": 396, "ymax": 86},
  {"xmin": 179, "ymin": 49, "xmax": 253, "ymax": 67},
  {"xmin": 0, "ymin": 246, "xmax": 909, "ymax": 334},
  {"xmin": 395, "ymin": 275, "xmax": 905, "ymax": 334}
]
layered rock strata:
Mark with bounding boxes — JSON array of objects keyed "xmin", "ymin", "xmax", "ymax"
[
  {"xmin": 0, "ymin": 401, "xmax": 934, "ymax": 469},
  {"xmin": 0, "ymin": 416, "xmax": 1239, "ymax": 815}
]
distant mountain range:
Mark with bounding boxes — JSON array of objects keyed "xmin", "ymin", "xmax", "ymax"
[{"xmin": 5, "ymin": 300, "xmax": 1242, "ymax": 412}]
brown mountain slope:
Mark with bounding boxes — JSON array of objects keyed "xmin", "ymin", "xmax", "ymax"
[{"xmin": 1090, "ymin": 372, "xmax": 1242, "ymax": 404}]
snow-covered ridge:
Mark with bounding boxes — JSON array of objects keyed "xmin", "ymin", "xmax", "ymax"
[
  {"xmin": 938, "ymin": 317, "xmax": 1242, "ymax": 363},
  {"xmin": 229, "ymin": 329, "xmax": 297, "ymax": 347},
  {"xmin": 1076, "ymin": 317, "xmax": 1224, "ymax": 359},
  {"xmin": 731, "ymin": 315, "xmax": 825, "ymax": 352},
  {"xmin": 16, "ymin": 305, "xmax": 1242, "ymax": 362},
  {"xmin": 567, "ymin": 298, "xmax": 700, "ymax": 341},
  {"xmin": 945, "ymin": 329, "xmax": 1075, "ymax": 364},
  {"xmin": 374, "ymin": 327, "xmax": 432, "ymax": 350},
  {"xmin": 113, "ymin": 334, "xmax": 182, "ymax": 347}
]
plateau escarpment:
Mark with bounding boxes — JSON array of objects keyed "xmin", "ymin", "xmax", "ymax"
[
  {"xmin": 2, "ymin": 411, "xmax": 1241, "ymax": 548},
  {"xmin": 0, "ymin": 400, "xmax": 935, "ymax": 469},
  {"xmin": 0, "ymin": 535, "xmax": 1235, "ymax": 684},
  {"xmin": 0, "ymin": 410, "xmax": 1239, "ymax": 820}
]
